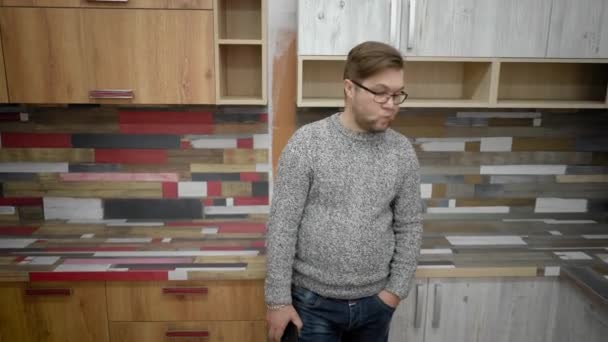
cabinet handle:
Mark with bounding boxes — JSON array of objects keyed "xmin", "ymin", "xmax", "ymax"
[
  {"xmin": 89, "ymin": 89, "xmax": 134, "ymax": 99},
  {"xmin": 407, "ymin": 0, "xmax": 417, "ymax": 50},
  {"xmin": 389, "ymin": 0, "xmax": 401, "ymax": 48},
  {"xmin": 25, "ymin": 288, "xmax": 72, "ymax": 296},
  {"xmin": 87, "ymin": 0, "xmax": 129, "ymax": 3},
  {"xmin": 162, "ymin": 287, "xmax": 209, "ymax": 295},
  {"xmin": 165, "ymin": 330, "xmax": 210, "ymax": 338},
  {"xmin": 431, "ymin": 283, "xmax": 441, "ymax": 328},
  {"xmin": 413, "ymin": 283, "xmax": 423, "ymax": 328}
]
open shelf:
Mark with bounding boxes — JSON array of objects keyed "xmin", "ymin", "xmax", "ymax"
[
  {"xmin": 497, "ymin": 62, "xmax": 608, "ymax": 107},
  {"xmin": 298, "ymin": 57, "xmax": 608, "ymax": 108},
  {"xmin": 216, "ymin": 0, "xmax": 262, "ymax": 40},
  {"xmin": 217, "ymin": 44, "xmax": 263, "ymax": 103}
]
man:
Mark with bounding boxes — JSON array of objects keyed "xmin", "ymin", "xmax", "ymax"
[{"xmin": 265, "ymin": 41, "xmax": 423, "ymax": 342}]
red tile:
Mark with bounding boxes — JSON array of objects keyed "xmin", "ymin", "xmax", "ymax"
[
  {"xmin": 0, "ymin": 226, "xmax": 39, "ymax": 235},
  {"xmin": 1, "ymin": 133, "xmax": 71, "ymax": 148},
  {"xmin": 44, "ymin": 247, "xmax": 138, "ymax": 252},
  {"xmin": 162, "ymin": 182, "xmax": 178, "ymax": 199},
  {"xmin": 95, "ymin": 149, "xmax": 167, "ymax": 164},
  {"xmin": 237, "ymin": 138, "xmax": 254, "ymax": 149},
  {"xmin": 202, "ymin": 198, "xmax": 214, "ymax": 206},
  {"xmin": 180, "ymin": 140, "xmax": 192, "ymax": 149},
  {"xmin": 259, "ymin": 113, "xmax": 268, "ymax": 122},
  {"xmin": 233, "ymin": 197, "xmax": 269, "ymax": 206},
  {"xmin": 0, "ymin": 113, "xmax": 21, "ymax": 121},
  {"xmin": 0, "ymin": 198, "xmax": 43, "ymax": 206},
  {"xmin": 217, "ymin": 222, "xmax": 267, "ymax": 234},
  {"xmin": 206, "ymin": 181, "xmax": 222, "ymax": 196},
  {"xmin": 119, "ymin": 111, "xmax": 213, "ymax": 124},
  {"xmin": 240, "ymin": 172, "xmax": 262, "ymax": 181},
  {"xmin": 30, "ymin": 271, "xmax": 169, "ymax": 282}
]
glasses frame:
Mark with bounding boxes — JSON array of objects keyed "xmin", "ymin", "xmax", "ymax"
[{"xmin": 349, "ymin": 79, "xmax": 408, "ymax": 105}]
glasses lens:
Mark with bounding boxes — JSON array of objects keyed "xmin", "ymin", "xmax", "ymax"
[{"xmin": 395, "ymin": 93, "xmax": 407, "ymax": 104}]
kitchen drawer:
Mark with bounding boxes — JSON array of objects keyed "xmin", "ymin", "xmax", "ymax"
[
  {"xmin": 110, "ymin": 321, "xmax": 266, "ymax": 342},
  {"xmin": 106, "ymin": 280, "xmax": 265, "ymax": 321}
]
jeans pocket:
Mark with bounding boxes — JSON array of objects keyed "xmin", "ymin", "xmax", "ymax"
[
  {"xmin": 292, "ymin": 286, "xmax": 323, "ymax": 308},
  {"xmin": 372, "ymin": 295, "xmax": 397, "ymax": 314}
]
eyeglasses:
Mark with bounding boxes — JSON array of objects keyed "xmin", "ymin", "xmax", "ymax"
[{"xmin": 350, "ymin": 79, "xmax": 408, "ymax": 105}]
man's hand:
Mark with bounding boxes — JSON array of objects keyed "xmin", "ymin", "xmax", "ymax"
[
  {"xmin": 266, "ymin": 305, "xmax": 303, "ymax": 342},
  {"xmin": 377, "ymin": 290, "xmax": 400, "ymax": 308}
]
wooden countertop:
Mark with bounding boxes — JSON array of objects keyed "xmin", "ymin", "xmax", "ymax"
[{"xmin": 1, "ymin": 219, "xmax": 607, "ymax": 304}]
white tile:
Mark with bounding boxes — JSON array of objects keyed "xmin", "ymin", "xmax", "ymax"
[
  {"xmin": 54, "ymin": 264, "xmax": 111, "ymax": 272},
  {"xmin": 0, "ymin": 162, "xmax": 69, "ymax": 173},
  {"xmin": 446, "ymin": 235, "xmax": 526, "ymax": 246},
  {"xmin": 582, "ymin": 235, "xmax": 608, "ymax": 239},
  {"xmin": 448, "ymin": 199, "xmax": 456, "ymax": 208},
  {"xmin": 94, "ymin": 251, "xmax": 259, "ymax": 257},
  {"xmin": 548, "ymin": 230, "xmax": 563, "ymax": 236},
  {"xmin": 427, "ymin": 206, "xmax": 510, "ymax": 214},
  {"xmin": 201, "ymin": 227, "xmax": 219, "ymax": 234},
  {"xmin": 190, "ymin": 138, "xmax": 237, "ymax": 149},
  {"xmin": 480, "ymin": 137, "xmax": 512, "ymax": 152},
  {"xmin": 0, "ymin": 239, "xmax": 37, "ymax": 248},
  {"xmin": 420, "ymin": 184, "xmax": 432, "ymax": 199},
  {"xmin": 253, "ymin": 134, "xmax": 270, "ymax": 149},
  {"xmin": 204, "ymin": 205, "xmax": 270, "ymax": 215},
  {"xmin": 256, "ymin": 163, "xmax": 271, "ymax": 172},
  {"xmin": 44, "ymin": 197, "xmax": 103, "ymax": 220},
  {"xmin": 226, "ymin": 198, "xmax": 235, "ymax": 207},
  {"xmin": 0, "ymin": 206, "xmax": 15, "ymax": 215},
  {"xmin": 30, "ymin": 256, "xmax": 60, "ymax": 265},
  {"xmin": 554, "ymin": 251, "xmax": 593, "ymax": 260},
  {"xmin": 544, "ymin": 266, "xmax": 560, "ymax": 276},
  {"xmin": 597, "ymin": 254, "xmax": 608, "ymax": 263},
  {"xmin": 481, "ymin": 165, "xmax": 567, "ymax": 175},
  {"xmin": 419, "ymin": 141, "xmax": 466, "ymax": 152},
  {"xmin": 81, "ymin": 234, "xmax": 95, "ymax": 239},
  {"xmin": 161, "ymin": 237, "xmax": 172, "ymax": 243},
  {"xmin": 533, "ymin": 118, "xmax": 542, "ymax": 127},
  {"xmin": 544, "ymin": 219, "xmax": 596, "ymax": 224},
  {"xmin": 20, "ymin": 112, "xmax": 29, "ymax": 122},
  {"xmin": 106, "ymin": 238, "xmax": 153, "ymax": 243},
  {"xmin": 535, "ymin": 198, "xmax": 587, "ymax": 213},
  {"xmin": 457, "ymin": 111, "xmax": 541, "ymax": 119},
  {"xmin": 178, "ymin": 182, "xmax": 208, "ymax": 198},
  {"xmin": 421, "ymin": 248, "xmax": 453, "ymax": 255},
  {"xmin": 417, "ymin": 265, "xmax": 456, "ymax": 269}
]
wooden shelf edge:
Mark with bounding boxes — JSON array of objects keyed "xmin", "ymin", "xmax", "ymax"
[{"xmin": 217, "ymin": 39, "xmax": 263, "ymax": 45}]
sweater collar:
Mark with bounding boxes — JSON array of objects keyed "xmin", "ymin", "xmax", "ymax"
[{"xmin": 329, "ymin": 112, "xmax": 387, "ymax": 143}]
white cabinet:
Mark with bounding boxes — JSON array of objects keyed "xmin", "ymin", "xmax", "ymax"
[
  {"xmin": 388, "ymin": 279, "xmax": 427, "ymax": 342},
  {"xmin": 297, "ymin": 0, "xmax": 393, "ymax": 55},
  {"xmin": 400, "ymin": 0, "xmax": 552, "ymax": 57},
  {"xmin": 547, "ymin": 0, "xmax": 608, "ymax": 58}
]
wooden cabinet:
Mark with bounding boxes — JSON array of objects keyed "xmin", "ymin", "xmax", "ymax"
[
  {"xmin": 546, "ymin": 0, "xmax": 608, "ymax": 58},
  {"xmin": 106, "ymin": 280, "xmax": 265, "ymax": 321},
  {"xmin": 298, "ymin": 0, "xmax": 393, "ymax": 56},
  {"xmin": 401, "ymin": 0, "xmax": 552, "ymax": 57},
  {"xmin": 0, "ymin": 282, "xmax": 109, "ymax": 342},
  {"xmin": 110, "ymin": 321, "xmax": 266, "ymax": 342},
  {"xmin": 0, "ymin": 5, "xmax": 215, "ymax": 104}
]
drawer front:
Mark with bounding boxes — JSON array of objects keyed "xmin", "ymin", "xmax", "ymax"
[
  {"xmin": 1, "ymin": 0, "xmax": 211, "ymax": 9},
  {"xmin": 106, "ymin": 280, "xmax": 265, "ymax": 321},
  {"xmin": 110, "ymin": 321, "xmax": 266, "ymax": 342}
]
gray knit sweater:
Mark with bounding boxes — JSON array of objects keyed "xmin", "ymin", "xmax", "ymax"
[{"xmin": 265, "ymin": 113, "xmax": 423, "ymax": 305}]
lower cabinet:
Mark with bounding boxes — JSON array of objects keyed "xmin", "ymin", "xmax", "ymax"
[{"xmin": 0, "ymin": 282, "xmax": 109, "ymax": 342}]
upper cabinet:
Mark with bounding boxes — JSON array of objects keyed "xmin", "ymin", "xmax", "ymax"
[
  {"xmin": 401, "ymin": 0, "xmax": 553, "ymax": 57},
  {"xmin": 298, "ymin": 0, "xmax": 394, "ymax": 55},
  {"xmin": 546, "ymin": 0, "xmax": 608, "ymax": 58},
  {"xmin": 0, "ymin": 2, "xmax": 216, "ymax": 104},
  {"xmin": 0, "ymin": 25, "xmax": 8, "ymax": 103}
]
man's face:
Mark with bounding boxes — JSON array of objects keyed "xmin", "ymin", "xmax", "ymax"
[{"xmin": 347, "ymin": 68, "xmax": 404, "ymax": 133}]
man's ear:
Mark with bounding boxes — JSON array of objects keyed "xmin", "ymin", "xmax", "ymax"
[{"xmin": 344, "ymin": 79, "xmax": 354, "ymax": 99}]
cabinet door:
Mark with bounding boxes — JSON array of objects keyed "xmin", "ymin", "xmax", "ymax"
[
  {"xmin": 0, "ymin": 282, "xmax": 109, "ymax": 342},
  {"xmin": 552, "ymin": 279, "xmax": 608, "ymax": 342},
  {"xmin": 547, "ymin": 0, "xmax": 608, "ymax": 58},
  {"xmin": 388, "ymin": 279, "xmax": 427, "ymax": 342},
  {"xmin": 0, "ymin": 30, "xmax": 8, "ymax": 103},
  {"xmin": 402, "ymin": 0, "xmax": 552, "ymax": 57},
  {"xmin": 0, "ymin": 8, "xmax": 89, "ymax": 103},
  {"xmin": 424, "ymin": 278, "xmax": 560, "ymax": 342},
  {"xmin": 83, "ymin": 9, "xmax": 215, "ymax": 104},
  {"xmin": 298, "ymin": 0, "xmax": 392, "ymax": 55}
]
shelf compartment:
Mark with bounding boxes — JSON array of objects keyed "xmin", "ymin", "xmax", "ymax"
[
  {"xmin": 497, "ymin": 62, "xmax": 608, "ymax": 106},
  {"xmin": 217, "ymin": 44, "xmax": 263, "ymax": 103},
  {"xmin": 216, "ymin": 0, "xmax": 262, "ymax": 40}
]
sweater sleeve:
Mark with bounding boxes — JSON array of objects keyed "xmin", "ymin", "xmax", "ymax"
[
  {"xmin": 384, "ymin": 147, "xmax": 423, "ymax": 299},
  {"xmin": 264, "ymin": 129, "xmax": 313, "ymax": 305}
]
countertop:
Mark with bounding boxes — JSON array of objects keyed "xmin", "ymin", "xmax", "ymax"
[{"xmin": 0, "ymin": 218, "xmax": 607, "ymax": 304}]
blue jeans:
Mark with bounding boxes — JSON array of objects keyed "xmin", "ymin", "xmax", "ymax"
[{"xmin": 286, "ymin": 285, "xmax": 395, "ymax": 342}]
